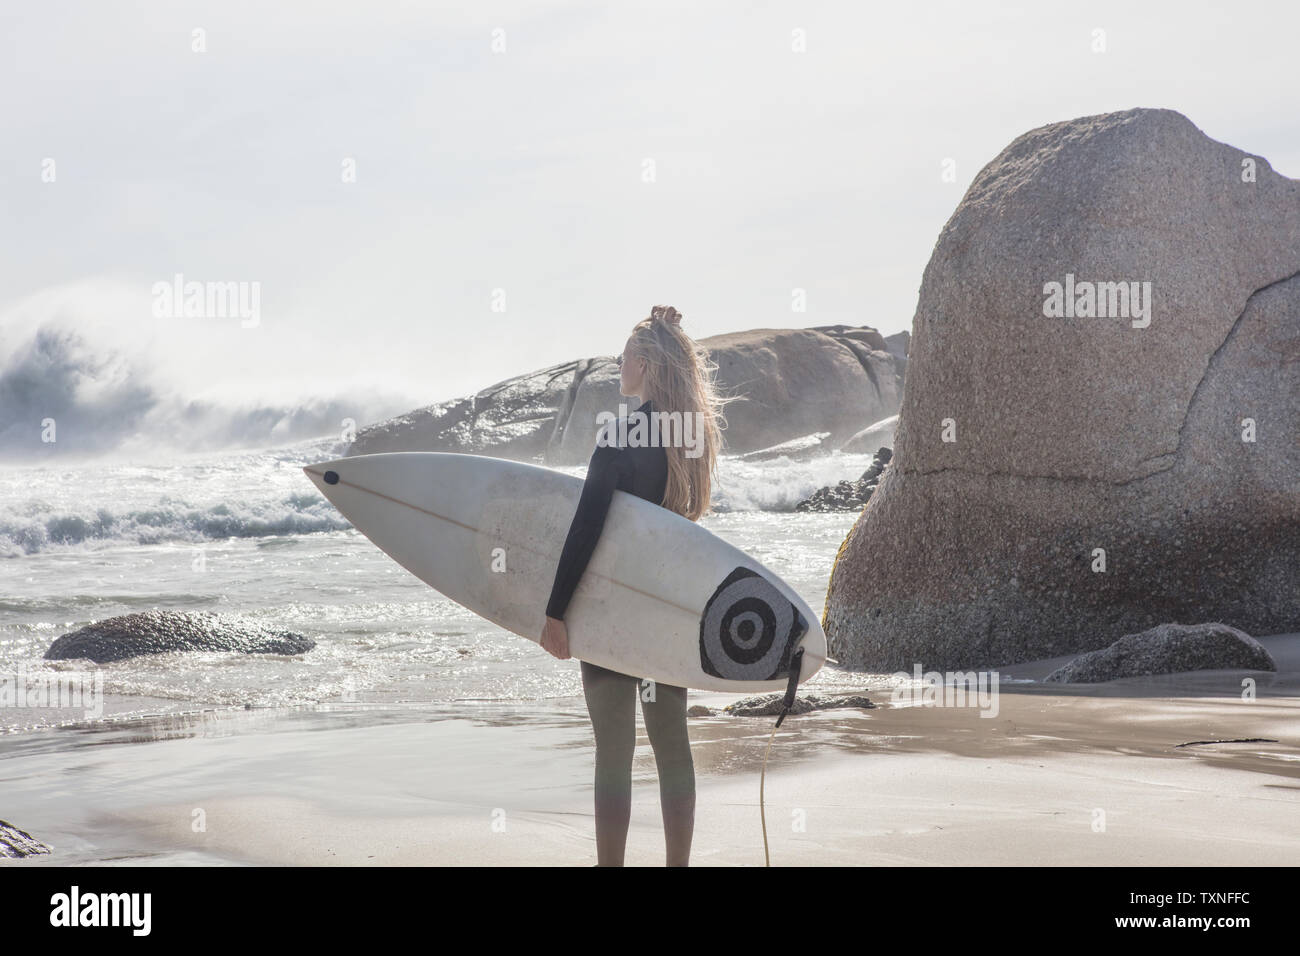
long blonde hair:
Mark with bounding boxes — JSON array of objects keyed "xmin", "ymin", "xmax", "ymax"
[{"xmin": 626, "ymin": 305, "xmax": 730, "ymax": 521}]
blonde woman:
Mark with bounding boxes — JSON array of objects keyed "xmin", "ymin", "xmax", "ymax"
[{"xmin": 539, "ymin": 305, "xmax": 726, "ymax": 867}]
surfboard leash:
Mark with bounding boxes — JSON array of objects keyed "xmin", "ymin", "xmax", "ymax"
[{"xmin": 760, "ymin": 647, "xmax": 805, "ymax": 867}]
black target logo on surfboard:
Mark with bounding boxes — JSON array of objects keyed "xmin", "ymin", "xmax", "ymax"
[{"xmin": 699, "ymin": 567, "xmax": 807, "ymax": 682}]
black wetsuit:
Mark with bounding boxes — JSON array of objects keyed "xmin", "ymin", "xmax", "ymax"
[{"xmin": 545, "ymin": 398, "xmax": 696, "ymax": 866}]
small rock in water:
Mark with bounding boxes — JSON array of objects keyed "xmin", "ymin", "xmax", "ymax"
[
  {"xmin": 44, "ymin": 610, "xmax": 316, "ymax": 664},
  {"xmin": 795, "ymin": 448, "xmax": 892, "ymax": 513}
]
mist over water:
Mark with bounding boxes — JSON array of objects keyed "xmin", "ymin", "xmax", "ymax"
[{"xmin": 0, "ymin": 320, "xmax": 419, "ymax": 462}]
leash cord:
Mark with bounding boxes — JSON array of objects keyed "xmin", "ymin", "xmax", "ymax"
[
  {"xmin": 759, "ymin": 721, "xmax": 778, "ymax": 866},
  {"xmin": 760, "ymin": 646, "xmax": 804, "ymax": 867}
]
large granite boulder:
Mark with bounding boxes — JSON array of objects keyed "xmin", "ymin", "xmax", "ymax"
[
  {"xmin": 349, "ymin": 325, "xmax": 904, "ymax": 465},
  {"xmin": 825, "ymin": 108, "xmax": 1300, "ymax": 672}
]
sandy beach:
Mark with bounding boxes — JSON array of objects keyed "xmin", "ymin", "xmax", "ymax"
[
  {"xmin": 5, "ymin": 8, "xmax": 1299, "ymax": 883},
  {"xmin": 4, "ymin": 632, "xmax": 1296, "ymax": 867}
]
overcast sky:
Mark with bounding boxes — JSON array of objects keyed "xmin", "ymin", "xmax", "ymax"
[{"xmin": 3, "ymin": 0, "xmax": 1297, "ymax": 413}]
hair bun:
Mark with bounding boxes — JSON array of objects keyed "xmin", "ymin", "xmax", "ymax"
[{"xmin": 651, "ymin": 305, "xmax": 683, "ymax": 326}]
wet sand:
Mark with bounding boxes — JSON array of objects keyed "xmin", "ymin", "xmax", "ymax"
[{"xmin": 2, "ymin": 633, "xmax": 1298, "ymax": 866}]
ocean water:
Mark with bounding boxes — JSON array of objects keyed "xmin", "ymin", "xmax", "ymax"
[{"xmin": 0, "ymin": 439, "xmax": 882, "ymax": 734}]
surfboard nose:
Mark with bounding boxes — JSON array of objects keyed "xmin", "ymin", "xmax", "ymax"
[{"xmin": 303, "ymin": 459, "xmax": 346, "ymax": 491}]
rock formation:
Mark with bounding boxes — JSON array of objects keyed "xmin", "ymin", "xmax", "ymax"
[
  {"xmin": 349, "ymin": 325, "xmax": 905, "ymax": 465},
  {"xmin": 825, "ymin": 108, "xmax": 1300, "ymax": 671}
]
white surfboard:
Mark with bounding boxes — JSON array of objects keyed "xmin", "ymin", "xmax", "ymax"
[{"xmin": 303, "ymin": 453, "xmax": 826, "ymax": 692}]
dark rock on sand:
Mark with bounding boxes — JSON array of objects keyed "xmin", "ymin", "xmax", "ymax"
[
  {"xmin": 687, "ymin": 705, "xmax": 715, "ymax": 718},
  {"xmin": 826, "ymin": 108, "xmax": 1300, "ymax": 672},
  {"xmin": 44, "ymin": 610, "xmax": 316, "ymax": 664},
  {"xmin": 1045, "ymin": 623, "xmax": 1276, "ymax": 683},
  {"xmin": 349, "ymin": 323, "xmax": 905, "ymax": 465},
  {"xmin": 795, "ymin": 448, "xmax": 892, "ymax": 512},
  {"xmin": 724, "ymin": 692, "xmax": 875, "ymax": 717},
  {"xmin": 0, "ymin": 820, "xmax": 51, "ymax": 859}
]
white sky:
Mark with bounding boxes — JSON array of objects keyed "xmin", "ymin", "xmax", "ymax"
[{"xmin": 2, "ymin": 0, "xmax": 1297, "ymax": 408}]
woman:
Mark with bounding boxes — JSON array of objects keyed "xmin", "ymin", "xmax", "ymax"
[{"xmin": 538, "ymin": 304, "xmax": 727, "ymax": 867}]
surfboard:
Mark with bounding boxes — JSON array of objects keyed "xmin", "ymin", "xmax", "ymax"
[{"xmin": 303, "ymin": 452, "xmax": 826, "ymax": 692}]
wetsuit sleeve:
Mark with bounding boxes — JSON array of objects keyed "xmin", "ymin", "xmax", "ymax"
[{"xmin": 545, "ymin": 442, "xmax": 629, "ymax": 621}]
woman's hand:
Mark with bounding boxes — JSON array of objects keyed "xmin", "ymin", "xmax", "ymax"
[{"xmin": 539, "ymin": 616, "xmax": 571, "ymax": 659}]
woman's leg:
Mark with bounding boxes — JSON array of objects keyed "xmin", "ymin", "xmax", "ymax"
[
  {"xmin": 639, "ymin": 679, "xmax": 695, "ymax": 866},
  {"xmin": 580, "ymin": 660, "xmax": 637, "ymax": 866}
]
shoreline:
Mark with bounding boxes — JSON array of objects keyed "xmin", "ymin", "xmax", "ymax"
[{"xmin": 2, "ymin": 633, "xmax": 1298, "ymax": 866}]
